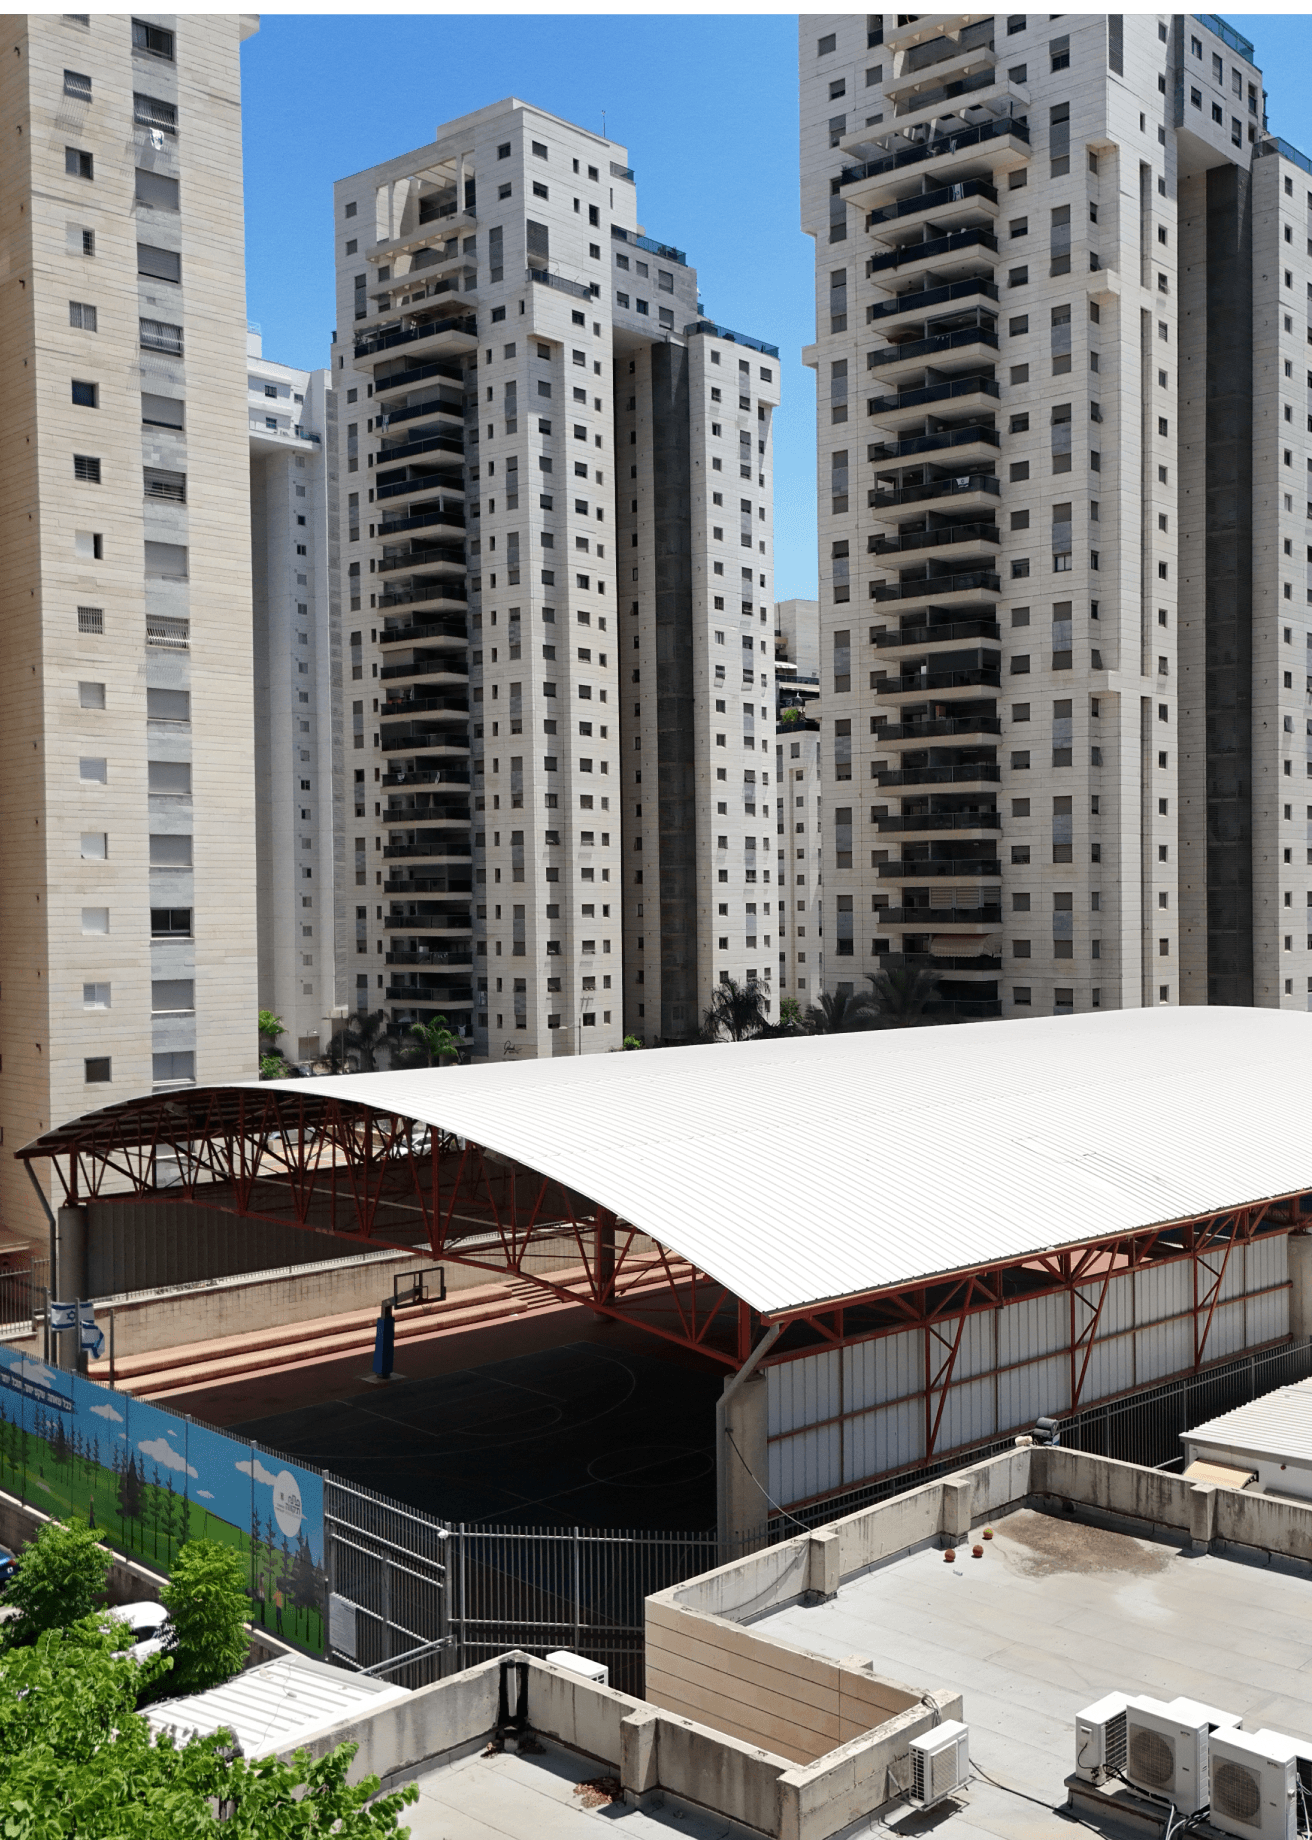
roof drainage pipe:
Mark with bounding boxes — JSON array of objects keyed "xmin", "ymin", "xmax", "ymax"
[{"xmin": 715, "ymin": 1322, "xmax": 782, "ymax": 1552}]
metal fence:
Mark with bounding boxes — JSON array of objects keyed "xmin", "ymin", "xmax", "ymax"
[
  {"xmin": 115, "ymin": 1332, "xmax": 1312, "ymax": 1700},
  {"xmin": 0, "ymin": 1256, "xmax": 48, "ymax": 1340}
]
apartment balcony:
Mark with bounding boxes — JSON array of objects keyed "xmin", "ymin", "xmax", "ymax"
[
  {"xmin": 367, "ymin": 208, "xmax": 476, "ymax": 268},
  {"xmin": 379, "ymin": 726, "xmax": 470, "ymax": 754},
  {"xmin": 378, "ymin": 617, "xmax": 467, "ymax": 647},
  {"xmin": 874, "ymin": 713, "xmax": 1002, "ymax": 747},
  {"xmin": 877, "ymin": 808, "xmax": 1001, "ymax": 838},
  {"xmin": 381, "ymin": 767, "xmax": 471, "ymax": 789},
  {"xmin": 353, "ymin": 312, "xmax": 477, "ymax": 369},
  {"xmin": 840, "ymin": 112, "xmax": 1030, "ymax": 212},
  {"xmin": 887, "ymin": 44, "xmax": 998, "ymax": 111},
  {"xmin": 877, "ymin": 761, "xmax": 1000, "ymax": 788},
  {"xmin": 870, "ymin": 520, "xmax": 1000, "ymax": 562},
  {"xmin": 377, "ymin": 430, "xmax": 465, "ymax": 467},
  {"xmin": 883, "ymin": 14, "xmax": 992, "ymax": 57},
  {"xmin": 866, "ymin": 321, "xmax": 998, "ymax": 384},
  {"xmin": 372, "ymin": 356, "xmax": 467, "ymax": 399},
  {"xmin": 382, "ymin": 874, "xmax": 473, "ymax": 895},
  {"xmin": 378, "ymin": 393, "xmax": 464, "ymax": 433},
  {"xmin": 378, "ymin": 656, "xmax": 470, "ymax": 685},
  {"xmin": 877, "ymin": 660, "xmax": 1001, "ymax": 700},
  {"xmin": 874, "ymin": 616, "xmax": 1001, "ymax": 655},
  {"xmin": 377, "ymin": 504, "xmax": 466, "ymax": 539},
  {"xmin": 877, "ymin": 853, "xmax": 1002, "ymax": 879},
  {"xmin": 927, "ymin": 996, "xmax": 1003, "ymax": 1020},
  {"xmin": 384, "ymin": 948, "xmax": 474, "ymax": 966},
  {"xmin": 376, "ymin": 541, "xmax": 466, "ymax": 577},
  {"xmin": 891, "ymin": 74, "xmax": 1028, "ymax": 145},
  {"xmin": 385, "ymin": 991, "xmax": 475, "ymax": 1013},
  {"xmin": 372, "ymin": 271, "xmax": 474, "ymax": 316},
  {"xmin": 871, "ymin": 569, "xmax": 1001, "ymax": 608},
  {"xmin": 867, "ymin": 274, "xmax": 998, "ymax": 331},
  {"xmin": 866, "ymin": 374, "xmax": 998, "ymax": 432},
  {"xmin": 868, "ymin": 229, "xmax": 999, "ymax": 293},
  {"xmin": 380, "ymin": 692, "xmax": 469, "ymax": 720},
  {"xmin": 867, "ymin": 423, "xmax": 1000, "ymax": 470},
  {"xmin": 869, "ymin": 474, "xmax": 1000, "ymax": 519},
  {"xmin": 380, "ymin": 800, "xmax": 469, "ymax": 825},
  {"xmin": 527, "ymin": 266, "xmax": 596, "ymax": 303},
  {"xmin": 382, "ymin": 913, "xmax": 472, "ymax": 933},
  {"xmin": 877, "ymin": 949, "xmax": 1003, "ymax": 973},
  {"xmin": 382, "ymin": 842, "xmax": 473, "ymax": 862},
  {"xmin": 375, "ymin": 468, "xmax": 465, "ymax": 506},
  {"xmin": 873, "ymin": 904, "xmax": 1002, "ymax": 927},
  {"xmin": 376, "ymin": 584, "xmax": 469, "ymax": 618},
  {"xmin": 865, "ymin": 176, "xmax": 998, "ymax": 246}
]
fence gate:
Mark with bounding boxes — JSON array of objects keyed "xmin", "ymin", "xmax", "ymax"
[{"xmin": 324, "ymin": 1476, "xmax": 451, "ymax": 1687}]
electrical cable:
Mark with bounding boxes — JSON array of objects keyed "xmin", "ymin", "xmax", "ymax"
[
  {"xmin": 723, "ymin": 1427, "xmax": 814, "ymax": 1534},
  {"xmin": 966, "ymin": 1762, "xmax": 1112, "ymax": 1837}
]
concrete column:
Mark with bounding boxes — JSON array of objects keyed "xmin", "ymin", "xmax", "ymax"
[
  {"xmin": 54, "ymin": 1206, "xmax": 87, "ymax": 1374},
  {"xmin": 1288, "ymin": 1232, "xmax": 1312, "ymax": 1344},
  {"xmin": 619, "ymin": 1706, "xmax": 659, "ymax": 1804},
  {"xmin": 940, "ymin": 1477, "xmax": 973, "ymax": 1548},
  {"xmin": 720, "ymin": 1371, "xmax": 770, "ymax": 1547},
  {"xmin": 1188, "ymin": 1482, "xmax": 1217, "ymax": 1554},
  {"xmin": 806, "ymin": 1529, "xmax": 839, "ymax": 1600}
]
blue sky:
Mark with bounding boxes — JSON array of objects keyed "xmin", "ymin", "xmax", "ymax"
[{"xmin": 239, "ymin": 13, "xmax": 1312, "ymax": 604}]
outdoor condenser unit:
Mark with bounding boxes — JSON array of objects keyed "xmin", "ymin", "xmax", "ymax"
[
  {"xmin": 1074, "ymin": 1692, "xmax": 1133, "ymax": 1783},
  {"xmin": 1124, "ymin": 1698, "xmax": 1211, "ymax": 1815},
  {"xmin": 1208, "ymin": 1728, "xmax": 1297, "ymax": 1840},
  {"xmin": 908, "ymin": 1720, "xmax": 970, "ymax": 1810}
]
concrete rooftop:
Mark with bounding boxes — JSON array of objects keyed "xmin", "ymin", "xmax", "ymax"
[
  {"xmin": 400, "ymin": 1734, "xmax": 763, "ymax": 1840},
  {"xmin": 755, "ymin": 1507, "xmax": 1312, "ymax": 1839}
]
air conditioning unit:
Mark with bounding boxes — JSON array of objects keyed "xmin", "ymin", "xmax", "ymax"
[
  {"xmin": 1208, "ymin": 1728, "xmax": 1297, "ymax": 1840},
  {"xmin": 909, "ymin": 1720, "xmax": 969, "ymax": 1810},
  {"xmin": 1074, "ymin": 1692, "xmax": 1133, "ymax": 1783},
  {"xmin": 1124, "ymin": 1697, "xmax": 1210, "ymax": 1814}
]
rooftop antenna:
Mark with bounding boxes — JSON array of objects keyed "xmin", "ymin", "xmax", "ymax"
[{"xmin": 602, "ymin": 109, "xmax": 606, "ymax": 141}]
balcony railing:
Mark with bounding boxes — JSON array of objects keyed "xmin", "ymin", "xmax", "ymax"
[
  {"xmin": 381, "ymin": 804, "xmax": 470, "ymax": 825},
  {"xmin": 868, "ymin": 425, "xmax": 1000, "ymax": 464},
  {"xmin": 868, "ymin": 276, "xmax": 999, "ymax": 324},
  {"xmin": 877, "ymin": 764, "xmax": 1002, "ymax": 786},
  {"xmin": 373, "ymin": 358, "xmax": 466, "ymax": 397},
  {"xmin": 872, "ymin": 571, "xmax": 1001, "ymax": 603},
  {"xmin": 683, "ymin": 320, "xmax": 780, "ymax": 360},
  {"xmin": 894, "ymin": 66, "xmax": 1003, "ymax": 120},
  {"xmin": 378, "ymin": 432, "xmax": 465, "ymax": 465},
  {"xmin": 874, "ymin": 904, "xmax": 1002, "ymax": 924},
  {"xmin": 841, "ymin": 114, "xmax": 1030, "ymax": 188},
  {"xmin": 382, "ymin": 844, "xmax": 472, "ymax": 861},
  {"xmin": 877, "ymin": 951, "xmax": 1003, "ymax": 972},
  {"xmin": 867, "ymin": 176, "xmax": 998, "ymax": 230},
  {"xmin": 610, "ymin": 225, "xmax": 687, "ymax": 266},
  {"xmin": 872, "ymin": 522, "xmax": 999, "ymax": 556},
  {"xmin": 876, "ymin": 619, "xmax": 1001, "ymax": 648},
  {"xmin": 874, "ymin": 716, "xmax": 1003, "ymax": 740},
  {"xmin": 381, "ymin": 768, "xmax": 471, "ymax": 788},
  {"xmin": 355, "ymin": 315, "xmax": 476, "ymax": 360},
  {"xmin": 381, "ymin": 694, "xmax": 469, "ymax": 718},
  {"xmin": 528, "ymin": 267, "xmax": 595, "ymax": 301},
  {"xmin": 880, "ymin": 666, "xmax": 1001, "ymax": 694},
  {"xmin": 384, "ymin": 949, "xmax": 474, "ymax": 966},
  {"xmin": 379, "ymin": 658, "xmax": 470, "ymax": 683},
  {"xmin": 379, "ymin": 617, "xmax": 468, "ymax": 644},
  {"xmin": 379, "ymin": 395, "xmax": 464, "ymax": 431},
  {"xmin": 377, "ymin": 585, "xmax": 469, "ymax": 614},
  {"xmin": 869, "ymin": 228, "xmax": 999, "ymax": 277},
  {"xmin": 868, "ymin": 375, "xmax": 1000, "ymax": 418},
  {"xmin": 378, "ymin": 506, "xmax": 466, "ymax": 538},
  {"xmin": 382, "ymin": 912, "xmax": 472, "ymax": 929},
  {"xmin": 380, "ymin": 728, "xmax": 470, "ymax": 753},
  {"xmin": 868, "ymin": 325, "xmax": 998, "ymax": 370},
  {"xmin": 378, "ymin": 543, "xmax": 466, "ymax": 574},
  {"xmin": 877, "ymin": 811, "xmax": 1001, "ymax": 833},
  {"xmin": 871, "ymin": 475, "xmax": 1000, "ymax": 512},
  {"xmin": 878, "ymin": 858, "xmax": 1002, "ymax": 877}
]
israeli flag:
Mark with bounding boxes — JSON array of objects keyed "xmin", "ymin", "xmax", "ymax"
[
  {"xmin": 78, "ymin": 1302, "xmax": 104, "ymax": 1361},
  {"xmin": 49, "ymin": 1299, "xmax": 76, "ymax": 1333}
]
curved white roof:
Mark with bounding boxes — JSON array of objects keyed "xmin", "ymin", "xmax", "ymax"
[{"xmin": 262, "ymin": 1007, "xmax": 1312, "ymax": 1318}]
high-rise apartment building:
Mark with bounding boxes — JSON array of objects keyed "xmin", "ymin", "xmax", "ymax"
[
  {"xmin": 801, "ymin": 11, "xmax": 1309, "ymax": 1021},
  {"xmin": 331, "ymin": 99, "xmax": 778, "ymax": 1057},
  {"xmin": 248, "ymin": 331, "xmax": 334, "ymax": 1064},
  {"xmin": 0, "ymin": 13, "xmax": 257, "ymax": 1244}
]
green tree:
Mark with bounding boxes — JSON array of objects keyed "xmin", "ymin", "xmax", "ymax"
[
  {"xmin": 777, "ymin": 996, "xmax": 803, "ymax": 1031},
  {"xmin": 5, "ymin": 1518, "xmax": 110, "ymax": 1644},
  {"xmin": 621, "ymin": 1034, "xmax": 643, "ymax": 1051},
  {"xmin": 257, "ymin": 1009, "xmax": 285, "ymax": 1049},
  {"xmin": 407, "ymin": 1015, "xmax": 459, "ymax": 1068},
  {"xmin": 702, "ymin": 978, "xmax": 769, "ymax": 1043},
  {"xmin": 805, "ymin": 988, "xmax": 878, "ymax": 1035},
  {"xmin": 326, "ymin": 1008, "xmax": 393, "ymax": 1073},
  {"xmin": 0, "ymin": 1618, "xmax": 418, "ymax": 1837},
  {"xmin": 779, "ymin": 704, "xmax": 801, "ymax": 727},
  {"xmin": 864, "ymin": 964, "xmax": 943, "ymax": 1027},
  {"xmin": 159, "ymin": 1540, "xmax": 252, "ymax": 1697}
]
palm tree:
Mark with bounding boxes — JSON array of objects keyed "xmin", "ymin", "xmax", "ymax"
[
  {"xmin": 864, "ymin": 964, "xmax": 943, "ymax": 1027},
  {"xmin": 406, "ymin": 1015, "xmax": 460, "ymax": 1068},
  {"xmin": 804, "ymin": 988, "xmax": 879, "ymax": 1035},
  {"xmin": 325, "ymin": 1008, "xmax": 394, "ymax": 1072},
  {"xmin": 702, "ymin": 978, "xmax": 769, "ymax": 1042}
]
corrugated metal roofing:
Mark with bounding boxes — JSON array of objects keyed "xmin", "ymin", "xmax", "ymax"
[
  {"xmin": 1184, "ymin": 1378, "xmax": 1312, "ymax": 1466},
  {"xmin": 146, "ymin": 1654, "xmax": 407, "ymax": 1755},
  {"xmin": 250, "ymin": 1006, "xmax": 1312, "ymax": 1318}
]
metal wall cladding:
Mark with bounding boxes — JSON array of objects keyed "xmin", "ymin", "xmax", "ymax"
[
  {"xmin": 88, "ymin": 1200, "xmax": 349, "ymax": 1297},
  {"xmin": 766, "ymin": 1238, "xmax": 1293, "ymax": 1508}
]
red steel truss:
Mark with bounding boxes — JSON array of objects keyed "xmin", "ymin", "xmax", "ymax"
[{"xmin": 18, "ymin": 1089, "xmax": 1312, "ymax": 1422}]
